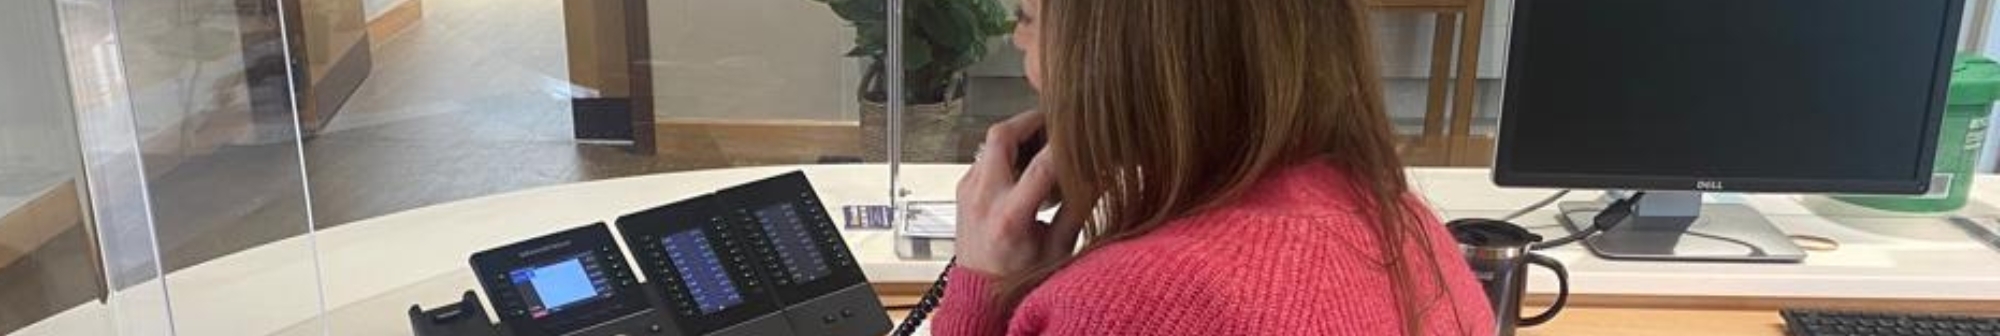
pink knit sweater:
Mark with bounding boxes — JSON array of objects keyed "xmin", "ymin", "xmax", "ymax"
[{"xmin": 934, "ymin": 161, "xmax": 1495, "ymax": 335}]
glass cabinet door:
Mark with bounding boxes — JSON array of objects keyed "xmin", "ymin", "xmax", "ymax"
[{"xmin": 1375, "ymin": 0, "xmax": 1509, "ymax": 167}]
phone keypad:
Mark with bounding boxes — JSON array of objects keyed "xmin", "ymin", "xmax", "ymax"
[
  {"xmin": 799, "ymin": 193, "xmax": 853, "ymax": 268},
  {"xmin": 734, "ymin": 208, "xmax": 791, "ymax": 285},
  {"xmin": 632, "ymin": 216, "xmax": 776, "ymax": 319},
  {"xmin": 489, "ymin": 272, "xmax": 528, "ymax": 318},
  {"xmin": 603, "ymin": 247, "xmax": 637, "ymax": 288}
]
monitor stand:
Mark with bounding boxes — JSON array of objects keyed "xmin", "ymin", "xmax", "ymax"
[{"xmin": 1557, "ymin": 191, "xmax": 1806, "ymax": 263}]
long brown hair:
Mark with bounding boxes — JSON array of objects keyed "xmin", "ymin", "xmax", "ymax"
[{"xmin": 999, "ymin": 0, "xmax": 1455, "ymax": 334}]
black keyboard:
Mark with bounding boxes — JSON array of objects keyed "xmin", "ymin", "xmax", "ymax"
[{"xmin": 1783, "ymin": 309, "xmax": 2000, "ymax": 336}]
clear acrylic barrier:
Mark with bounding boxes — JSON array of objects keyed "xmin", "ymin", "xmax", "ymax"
[
  {"xmin": 887, "ymin": 3, "xmax": 1521, "ymax": 258},
  {"xmin": 84, "ymin": 0, "xmax": 333, "ymax": 330},
  {"xmin": 6, "ymin": 0, "xmax": 168, "ymax": 333},
  {"xmin": 5, "ymin": 0, "xmax": 902, "ymax": 331},
  {"xmin": 304, "ymin": 0, "xmax": 895, "ymax": 334},
  {"xmin": 10, "ymin": 0, "xmax": 2000, "ymax": 334}
]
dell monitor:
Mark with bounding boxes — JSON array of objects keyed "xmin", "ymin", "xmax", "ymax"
[{"xmin": 1494, "ymin": 0, "xmax": 1966, "ymax": 262}]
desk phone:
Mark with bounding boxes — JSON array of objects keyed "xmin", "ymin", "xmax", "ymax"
[
  {"xmin": 712, "ymin": 172, "xmax": 888, "ymax": 336},
  {"xmin": 614, "ymin": 196, "xmax": 792, "ymax": 336},
  {"xmin": 459, "ymin": 171, "xmax": 888, "ymax": 336},
  {"xmin": 618, "ymin": 172, "xmax": 890, "ymax": 336},
  {"xmin": 469, "ymin": 224, "xmax": 664, "ymax": 336}
]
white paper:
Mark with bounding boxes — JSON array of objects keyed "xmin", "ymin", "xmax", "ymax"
[
  {"xmin": 901, "ymin": 201, "xmax": 960, "ymax": 238},
  {"xmin": 896, "ymin": 201, "xmax": 1064, "ymax": 239}
]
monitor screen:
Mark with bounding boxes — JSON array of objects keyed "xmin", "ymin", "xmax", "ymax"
[
  {"xmin": 1495, "ymin": 0, "xmax": 1958, "ymax": 193},
  {"xmin": 510, "ymin": 254, "xmax": 611, "ymax": 319},
  {"xmin": 753, "ymin": 203, "xmax": 832, "ymax": 283},
  {"xmin": 661, "ymin": 230, "xmax": 747, "ymax": 314}
]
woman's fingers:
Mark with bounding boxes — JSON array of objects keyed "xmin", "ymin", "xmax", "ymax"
[
  {"xmin": 1000, "ymin": 149, "xmax": 1058, "ymax": 217},
  {"xmin": 979, "ymin": 110, "xmax": 1046, "ymax": 180},
  {"xmin": 1041, "ymin": 201, "xmax": 1089, "ymax": 260},
  {"xmin": 951, "ymin": 109, "xmax": 1059, "ymax": 275},
  {"xmin": 990, "ymin": 110, "xmax": 1045, "ymax": 142}
]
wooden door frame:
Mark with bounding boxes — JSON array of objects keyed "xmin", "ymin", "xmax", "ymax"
[{"xmin": 237, "ymin": 0, "xmax": 373, "ymax": 139}]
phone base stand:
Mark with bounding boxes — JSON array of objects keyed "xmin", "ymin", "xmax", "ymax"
[
  {"xmin": 781, "ymin": 283, "xmax": 893, "ymax": 336},
  {"xmin": 410, "ymin": 291, "xmax": 505, "ymax": 336}
]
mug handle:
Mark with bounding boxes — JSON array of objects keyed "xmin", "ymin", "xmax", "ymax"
[{"xmin": 1519, "ymin": 253, "xmax": 1569, "ymax": 326}]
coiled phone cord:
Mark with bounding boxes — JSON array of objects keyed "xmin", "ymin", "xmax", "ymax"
[{"xmin": 891, "ymin": 257, "xmax": 954, "ymax": 336}]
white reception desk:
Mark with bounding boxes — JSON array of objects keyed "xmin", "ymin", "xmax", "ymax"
[{"xmin": 18, "ymin": 165, "xmax": 2000, "ymax": 336}]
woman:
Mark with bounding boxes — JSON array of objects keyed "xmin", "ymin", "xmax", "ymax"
[{"xmin": 940, "ymin": 0, "xmax": 1494, "ymax": 335}]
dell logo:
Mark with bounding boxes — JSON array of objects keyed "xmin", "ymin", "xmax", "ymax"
[{"xmin": 1695, "ymin": 181, "xmax": 1725, "ymax": 190}]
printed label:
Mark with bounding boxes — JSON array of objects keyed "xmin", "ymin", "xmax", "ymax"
[{"xmin": 1921, "ymin": 173, "xmax": 1953, "ymax": 199}]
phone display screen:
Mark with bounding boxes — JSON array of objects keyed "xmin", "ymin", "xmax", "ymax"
[
  {"xmin": 753, "ymin": 203, "xmax": 833, "ymax": 283},
  {"xmin": 661, "ymin": 230, "xmax": 747, "ymax": 314},
  {"xmin": 509, "ymin": 253, "xmax": 611, "ymax": 319}
]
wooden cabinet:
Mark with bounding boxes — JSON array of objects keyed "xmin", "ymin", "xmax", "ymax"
[
  {"xmin": 561, "ymin": 0, "xmax": 657, "ymax": 153},
  {"xmin": 1375, "ymin": 0, "xmax": 1495, "ymax": 167},
  {"xmin": 238, "ymin": 0, "xmax": 374, "ymax": 137}
]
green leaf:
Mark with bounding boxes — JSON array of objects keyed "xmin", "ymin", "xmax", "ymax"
[
  {"xmin": 972, "ymin": 0, "xmax": 1015, "ymax": 35},
  {"xmin": 827, "ymin": 0, "xmax": 886, "ymax": 22},
  {"xmin": 808, "ymin": 0, "xmax": 1016, "ymax": 92},
  {"xmin": 909, "ymin": 0, "xmax": 969, "ymax": 51},
  {"xmin": 849, "ymin": 20, "xmax": 888, "ymax": 57},
  {"xmin": 954, "ymin": 37, "xmax": 988, "ymax": 69},
  {"xmin": 903, "ymin": 34, "xmax": 935, "ymax": 72}
]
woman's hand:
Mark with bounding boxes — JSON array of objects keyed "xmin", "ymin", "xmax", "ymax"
[{"xmin": 955, "ymin": 111, "xmax": 1085, "ymax": 276}]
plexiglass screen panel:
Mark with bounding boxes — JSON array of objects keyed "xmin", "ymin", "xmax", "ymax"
[
  {"xmin": 110, "ymin": 0, "xmax": 332, "ymax": 331},
  {"xmin": 902, "ymin": 2, "xmax": 1511, "ymax": 167},
  {"xmin": 12, "ymin": 0, "xmax": 2000, "ymax": 334},
  {"xmin": 299, "ymin": 0, "xmax": 894, "ymax": 333},
  {"xmin": 1, "ymin": 0, "xmax": 123, "ymax": 334},
  {"xmin": 3, "ymin": 0, "xmax": 202, "ymax": 333}
]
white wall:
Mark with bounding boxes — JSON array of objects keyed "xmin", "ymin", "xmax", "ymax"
[{"xmin": 647, "ymin": 0, "xmax": 861, "ymax": 122}]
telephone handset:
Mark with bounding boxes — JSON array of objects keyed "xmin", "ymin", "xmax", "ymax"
[
  {"xmin": 1014, "ymin": 129, "xmax": 1048, "ymax": 177},
  {"xmin": 890, "ymin": 127, "xmax": 1052, "ymax": 336}
]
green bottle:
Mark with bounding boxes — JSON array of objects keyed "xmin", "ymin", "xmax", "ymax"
[{"xmin": 1836, "ymin": 54, "xmax": 2000, "ymax": 213}]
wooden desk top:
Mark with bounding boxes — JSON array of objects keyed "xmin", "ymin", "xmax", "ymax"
[
  {"xmin": 1515, "ymin": 308, "xmax": 1785, "ymax": 336},
  {"xmin": 880, "ymin": 294, "xmax": 1790, "ymax": 335},
  {"xmin": 884, "ymin": 305, "xmax": 1785, "ymax": 335}
]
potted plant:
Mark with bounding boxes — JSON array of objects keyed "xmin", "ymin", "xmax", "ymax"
[{"xmin": 808, "ymin": 0, "xmax": 1014, "ymax": 162}]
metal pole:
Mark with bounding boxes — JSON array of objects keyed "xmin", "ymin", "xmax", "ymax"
[{"xmin": 886, "ymin": 0, "xmax": 908, "ymax": 224}]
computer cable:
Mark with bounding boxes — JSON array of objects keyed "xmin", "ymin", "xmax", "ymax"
[
  {"xmin": 890, "ymin": 257, "xmax": 954, "ymax": 336},
  {"xmin": 1501, "ymin": 190, "xmax": 1573, "ymax": 221},
  {"xmin": 1531, "ymin": 192, "xmax": 1645, "ymax": 251}
]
